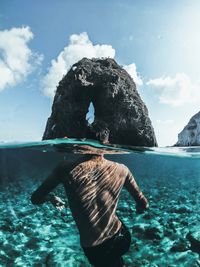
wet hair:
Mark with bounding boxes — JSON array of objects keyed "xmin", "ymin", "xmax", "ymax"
[
  {"xmin": 97, "ymin": 128, "xmax": 110, "ymax": 143},
  {"xmin": 89, "ymin": 121, "xmax": 110, "ymax": 143}
]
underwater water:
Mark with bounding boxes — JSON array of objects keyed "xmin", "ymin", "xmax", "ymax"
[{"xmin": 0, "ymin": 139, "xmax": 200, "ymax": 267}]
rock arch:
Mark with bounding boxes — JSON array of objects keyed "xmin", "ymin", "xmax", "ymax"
[{"xmin": 43, "ymin": 58, "xmax": 157, "ymax": 147}]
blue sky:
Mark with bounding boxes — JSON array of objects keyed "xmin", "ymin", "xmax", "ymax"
[{"xmin": 1, "ymin": 0, "xmax": 200, "ymax": 146}]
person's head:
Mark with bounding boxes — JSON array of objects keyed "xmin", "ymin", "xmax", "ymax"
[
  {"xmin": 91, "ymin": 121, "xmax": 110, "ymax": 144},
  {"xmin": 97, "ymin": 128, "xmax": 110, "ymax": 144}
]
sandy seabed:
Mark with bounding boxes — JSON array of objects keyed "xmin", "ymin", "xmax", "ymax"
[{"xmin": 0, "ymin": 148, "xmax": 200, "ymax": 266}]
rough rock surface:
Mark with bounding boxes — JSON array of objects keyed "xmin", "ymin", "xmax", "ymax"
[
  {"xmin": 187, "ymin": 231, "xmax": 200, "ymax": 253},
  {"xmin": 176, "ymin": 111, "xmax": 200, "ymax": 146},
  {"xmin": 43, "ymin": 58, "xmax": 157, "ymax": 146}
]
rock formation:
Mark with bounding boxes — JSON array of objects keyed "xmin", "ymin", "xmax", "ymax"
[
  {"xmin": 176, "ymin": 111, "xmax": 200, "ymax": 146},
  {"xmin": 43, "ymin": 58, "xmax": 157, "ymax": 147}
]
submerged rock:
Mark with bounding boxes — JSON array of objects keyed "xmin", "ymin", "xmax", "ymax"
[
  {"xmin": 170, "ymin": 205, "xmax": 192, "ymax": 214},
  {"xmin": 0, "ymin": 218, "xmax": 15, "ymax": 233},
  {"xmin": 187, "ymin": 231, "xmax": 200, "ymax": 253},
  {"xmin": 144, "ymin": 225, "xmax": 164, "ymax": 240},
  {"xmin": 175, "ymin": 111, "xmax": 200, "ymax": 146},
  {"xmin": 25, "ymin": 237, "xmax": 41, "ymax": 249},
  {"xmin": 43, "ymin": 58, "xmax": 157, "ymax": 146},
  {"xmin": 132, "ymin": 221, "xmax": 164, "ymax": 240},
  {"xmin": 170, "ymin": 239, "xmax": 190, "ymax": 252}
]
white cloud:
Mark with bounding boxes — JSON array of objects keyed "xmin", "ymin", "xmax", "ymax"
[
  {"xmin": 123, "ymin": 63, "xmax": 143, "ymax": 86},
  {"xmin": 42, "ymin": 32, "xmax": 115, "ymax": 98},
  {"xmin": 146, "ymin": 73, "xmax": 200, "ymax": 106},
  {"xmin": 42, "ymin": 32, "xmax": 143, "ymax": 98},
  {"xmin": 0, "ymin": 26, "xmax": 43, "ymax": 91}
]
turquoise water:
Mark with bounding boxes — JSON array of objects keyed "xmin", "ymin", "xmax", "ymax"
[{"xmin": 0, "ymin": 139, "xmax": 200, "ymax": 267}]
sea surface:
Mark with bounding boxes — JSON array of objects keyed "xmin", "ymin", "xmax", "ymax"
[{"xmin": 0, "ymin": 139, "xmax": 200, "ymax": 267}]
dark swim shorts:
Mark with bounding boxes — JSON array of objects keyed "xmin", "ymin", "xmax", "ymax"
[{"xmin": 82, "ymin": 223, "xmax": 131, "ymax": 267}]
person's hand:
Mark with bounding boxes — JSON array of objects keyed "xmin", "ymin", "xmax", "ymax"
[
  {"xmin": 136, "ymin": 202, "xmax": 149, "ymax": 214},
  {"xmin": 49, "ymin": 195, "xmax": 65, "ymax": 211}
]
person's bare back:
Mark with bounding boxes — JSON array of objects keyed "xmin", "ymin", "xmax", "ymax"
[{"xmin": 65, "ymin": 155, "xmax": 128, "ymax": 247}]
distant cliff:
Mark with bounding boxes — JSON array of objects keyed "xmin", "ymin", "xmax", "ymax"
[
  {"xmin": 43, "ymin": 57, "xmax": 157, "ymax": 147},
  {"xmin": 176, "ymin": 111, "xmax": 200, "ymax": 146}
]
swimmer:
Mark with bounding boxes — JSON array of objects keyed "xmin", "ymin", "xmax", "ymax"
[{"xmin": 31, "ymin": 135, "xmax": 148, "ymax": 267}]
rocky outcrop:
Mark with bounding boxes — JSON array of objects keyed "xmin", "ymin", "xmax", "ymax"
[
  {"xmin": 43, "ymin": 58, "xmax": 157, "ymax": 147},
  {"xmin": 176, "ymin": 111, "xmax": 200, "ymax": 146},
  {"xmin": 186, "ymin": 231, "xmax": 200, "ymax": 254}
]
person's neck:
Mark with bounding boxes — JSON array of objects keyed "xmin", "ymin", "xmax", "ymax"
[
  {"xmin": 90, "ymin": 154, "xmax": 104, "ymax": 160},
  {"xmin": 80, "ymin": 154, "xmax": 104, "ymax": 161}
]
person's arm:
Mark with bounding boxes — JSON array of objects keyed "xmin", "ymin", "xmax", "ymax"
[
  {"xmin": 31, "ymin": 164, "xmax": 65, "ymax": 207},
  {"xmin": 124, "ymin": 169, "xmax": 149, "ymax": 213}
]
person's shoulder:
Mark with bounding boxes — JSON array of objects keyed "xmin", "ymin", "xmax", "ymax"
[
  {"xmin": 119, "ymin": 163, "xmax": 130, "ymax": 172},
  {"xmin": 114, "ymin": 163, "xmax": 130, "ymax": 177},
  {"xmin": 105, "ymin": 160, "xmax": 129, "ymax": 171},
  {"xmin": 103, "ymin": 158, "xmax": 119, "ymax": 166}
]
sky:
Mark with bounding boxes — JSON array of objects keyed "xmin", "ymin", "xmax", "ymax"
[{"xmin": 1, "ymin": 0, "xmax": 200, "ymax": 146}]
